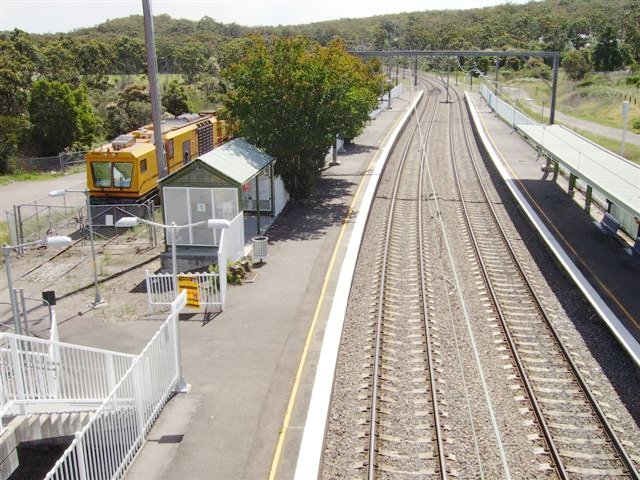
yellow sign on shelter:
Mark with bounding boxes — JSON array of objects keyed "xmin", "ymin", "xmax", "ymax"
[{"xmin": 178, "ymin": 275, "xmax": 200, "ymax": 308}]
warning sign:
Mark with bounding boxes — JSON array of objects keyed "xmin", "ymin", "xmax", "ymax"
[{"xmin": 178, "ymin": 276, "xmax": 200, "ymax": 308}]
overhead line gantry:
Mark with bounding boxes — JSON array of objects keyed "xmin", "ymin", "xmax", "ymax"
[{"xmin": 352, "ymin": 50, "xmax": 561, "ymax": 124}]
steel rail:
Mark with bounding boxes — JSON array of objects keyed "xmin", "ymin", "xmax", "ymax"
[
  {"xmin": 450, "ymin": 80, "xmax": 639, "ymax": 478},
  {"xmin": 367, "ymin": 83, "xmax": 446, "ymax": 479},
  {"xmin": 416, "ymin": 81, "xmax": 448, "ymax": 480},
  {"xmin": 446, "ymin": 81, "xmax": 568, "ymax": 479}
]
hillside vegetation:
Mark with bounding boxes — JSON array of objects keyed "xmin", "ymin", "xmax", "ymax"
[{"xmin": 1, "ymin": 0, "xmax": 638, "ymax": 174}]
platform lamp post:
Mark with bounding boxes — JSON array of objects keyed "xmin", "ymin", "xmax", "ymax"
[
  {"xmin": 3, "ymin": 236, "xmax": 72, "ymax": 335},
  {"xmin": 115, "ymin": 216, "xmax": 229, "ymax": 393},
  {"xmin": 49, "ymin": 188, "xmax": 105, "ymax": 308}
]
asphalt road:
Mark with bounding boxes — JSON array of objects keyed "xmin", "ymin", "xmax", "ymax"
[
  {"xmin": 501, "ymin": 86, "xmax": 640, "ymax": 146},
  {"xmin": 0, "ymin": 172, "xmax": 87, "ymax": 213}
]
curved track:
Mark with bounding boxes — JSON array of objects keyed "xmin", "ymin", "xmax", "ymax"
[{"xmin": 367, "ymin": 80, "xmax": 447, "ymax": 478}]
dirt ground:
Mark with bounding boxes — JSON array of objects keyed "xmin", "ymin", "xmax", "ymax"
[
  {"xmin": 0, "ymin": 171, "xmax": 177, "ymax": 339},
  {"xmin": 0, "ymin": 229, "xmax": 168, "ymax": 338}
]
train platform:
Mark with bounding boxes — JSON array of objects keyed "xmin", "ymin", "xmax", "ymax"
[
  {"xmin": 0, "ymin": 87, "xmax": 416, "ymax": 479},
  {"xmin": 466, "ymin": 90, "xmax": 640, "ymax": 362},
  {"xmin": 5, "ymin": 82, "xmax": 637, "ymax": 478},
  {"xmin": 113, "ymin": 89, "xmax": 419, "ymax": 479}
]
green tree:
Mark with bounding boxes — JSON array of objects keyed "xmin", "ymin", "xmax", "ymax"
[
  {"xmin": 40, "ymin": 36, "xmax": 80, "ymax": 85},
  {"xmin": 163, "ymin": 80, "xmax": 191, "ymax": 115},
  {"xmin": 562, "ymin": 49, "xmax": 592, "ymax": 80},
  {"xmin": 593, "ymin": 26, "xmax": 627, "ymax": 71},
  {"xmin": 28, "ymin": 80, "xmax": 99, "ymax": 155},
  {"xmin": 218, "ymin": 38, "xmax": 249, "ymax": 70},
  {"xmin": 223, "ymin": 35, "xmax": 378, "ymax": 198},
  {"xmin": 0, "ymin": 115, "xmax": 30, "ymax": 173},
  {"xmin": 321, "ymin": 39, "xmax": 380, "ymax": 141},
  {"xmin": 178, "ymin": 42, "xmax": 207, "ymax": 82},
  {"xmin": 114, "ymin": 36, "xmax": 145, "ymax": 75},
  {"xmin": 76, "ymin": 39, "xmax": 113, "ymax": 88},
  {"xmin": 0, "ymin": 30, "xmax": 40, "ymax": 116},
  {"xmin": 103, "ymin": 83, "xmax": 153, "ymax": 137}
]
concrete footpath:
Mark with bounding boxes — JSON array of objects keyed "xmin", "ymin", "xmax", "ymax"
[
  {"xmin": 118, "ymin": 92, "xmax": 415, "ymax": 479},
  {"xmin": 467, "ymin": 90, "xmax": 640, "ymax": 345}
]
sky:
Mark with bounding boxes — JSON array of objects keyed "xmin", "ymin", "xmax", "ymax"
[{"xmin": 1, "ymin": 0, "xmax": 532, "ymax": 35}]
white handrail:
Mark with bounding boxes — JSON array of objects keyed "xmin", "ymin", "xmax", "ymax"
[
  {"xmin": 0, "ymin": 331, "xmax": 135, "ymax": 436},
  {"xmin": 44, "ymin": 291, "xmax": 187, "ymax": 480}
]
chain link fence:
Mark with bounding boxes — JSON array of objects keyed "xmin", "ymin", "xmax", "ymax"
[
  {"xmin": 11, "ymin": 151, "xmax": 87, "ymax": 174},
  {"xmin": 5, "ymin": 200, "xmax": 157, "ymax": 248}
]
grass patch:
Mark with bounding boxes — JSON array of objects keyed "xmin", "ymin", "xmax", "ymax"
[
  {"xmin": 504, "ymin": 71, "xmax": 640, "ymax": 132},
  {"xmin": 570, "ymin": 128, "xmax": 640, "ymax": 165},
  {"xmin": 0, "ymin": 221, "xmax": 9, "ymax": 246}
]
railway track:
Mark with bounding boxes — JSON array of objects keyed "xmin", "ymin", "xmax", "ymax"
[
  {"xmin": 323, "ymin": 73, "xmax": 640, "ymax": 479},
  {"xmin": 367, "ymin": 80, "xmax": 446, "ymax": 478},
  {"xmin": 448, "ymin": 82, "xmax": 639, "ymax": 477}
]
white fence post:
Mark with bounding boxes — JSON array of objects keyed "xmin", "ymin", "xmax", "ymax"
[
  {"xmin": 9, "ymin": 336, "xmax": 27, "ymax": 415},
  {"xmin": 218, "ymin": 229, "xmax": 227, "ymax": 310},
  {"xmin": 106, "ymin": 353, "xmax": 116, "ymax": 393},
  {"xmin": 75, "ymin": 431, "xmax": 88, "ymax": 480},
  {"xmin": 133, "ymin": 361, "xmax": 147, "ymax": 440},
  {"xmin": 171, "ymin": 291, "xmax": 188, "ymax": 393}
]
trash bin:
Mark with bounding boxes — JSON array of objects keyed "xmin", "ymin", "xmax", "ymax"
[{"xmin": 252, "ymin": 236, "xmax": 268, "ymax": 262}]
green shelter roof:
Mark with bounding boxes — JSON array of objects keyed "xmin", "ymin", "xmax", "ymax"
[{"xmin": 196, "ymin": 138, "xmax": 274, "ymax": 185}]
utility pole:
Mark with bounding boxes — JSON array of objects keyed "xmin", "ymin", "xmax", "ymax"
[
  {"xmin": 621, "ymin": 101, "xmax": 630, "ymax": 157},
  {"xmin": 494, "ymin": 57, "xmax": 499, "ymax": 95},
  {"xmin": 549, "ymin": 53, "xmax": 559, "ymax": 125},
  {"xmin": 142, "ymin": 0, "xmax": 166, "ymax": 178}
]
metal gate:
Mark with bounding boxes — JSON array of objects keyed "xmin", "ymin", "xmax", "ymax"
[{"xmin": 145, "ymin": 270, "xmax": 222, "ymax": 311}]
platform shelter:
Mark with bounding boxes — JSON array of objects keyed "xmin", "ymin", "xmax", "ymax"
[
  {"xmin": 516, "ymin": 124, "xmax": 640, "ymax": 246},
  {"xmin": 158, "ymin": 138, "xmax": 289, "ymax": 271}
]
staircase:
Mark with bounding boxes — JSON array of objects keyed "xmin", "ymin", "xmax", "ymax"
[
  {"xmin": 1, "ymin": 411, "xmax": 93, "ymax": 479},
  {"xmin": 0, "ymin": 291, "xmax": 187, "ymax": 480}
]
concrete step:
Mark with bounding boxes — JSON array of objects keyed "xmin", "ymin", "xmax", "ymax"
[{"xmin": 0, "ymin": 410, "xmax": 93, "ymax": 480}]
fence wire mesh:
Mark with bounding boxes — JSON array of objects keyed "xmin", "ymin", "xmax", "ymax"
[{"xmin": 163, "ymin": 187, "xmax": 238, "ymax": 247}]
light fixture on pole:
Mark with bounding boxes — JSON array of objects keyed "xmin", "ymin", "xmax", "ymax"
[
  {"xmin": 49, "ymin": 188, "xmax": 105, "ymax": 308},
  {"xmin": 115, "ymin": 215, "xmax": 229, "ymax": 393},
  {"xmin": 3, "ymin": 236, "xmax": 72, "ymax": 335},
  {"xmin": 115, "ymin": 216, "xmax": 229, "ymax": 296}
]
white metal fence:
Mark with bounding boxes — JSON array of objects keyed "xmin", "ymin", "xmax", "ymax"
[
  {"xmin": 145, "ymin": 270, "xmax": 222, "ymax": 308},
  {"xmin": 370, "ymin": 82, "xmax": 405, "ymax": 119},
  {"xmin": 143, "ymin": 212, "xmax": 244, "ymax": 310},
  {"xmin": 223, "ymin": 211, "xmax": 245, "ymax": 263},
  {"xmin": 273, "ymin": 176, "xmax": 289, "ymax": 218},
  {"xmin": 480, "ymin": 83, "xmax": 537, "ymax": 128},
  {"xmin": 43, "ymin": 291, "xmax": 187, "ymax": 480},
  {"xmin": 0, "ymin": 332, "xmax": 135, "ymax": 434}
]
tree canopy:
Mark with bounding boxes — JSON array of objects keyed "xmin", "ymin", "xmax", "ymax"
[
  {"xmin": 222, "ymin": 36, "xmax": 379, "ymax": 198},
  {"xmin": 2, "ymin": 0, "xmax": 640, "ymax": 173},
  {"xmin": 28, "ymin": 79, "xmax": 99, "ymax": 155}
]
